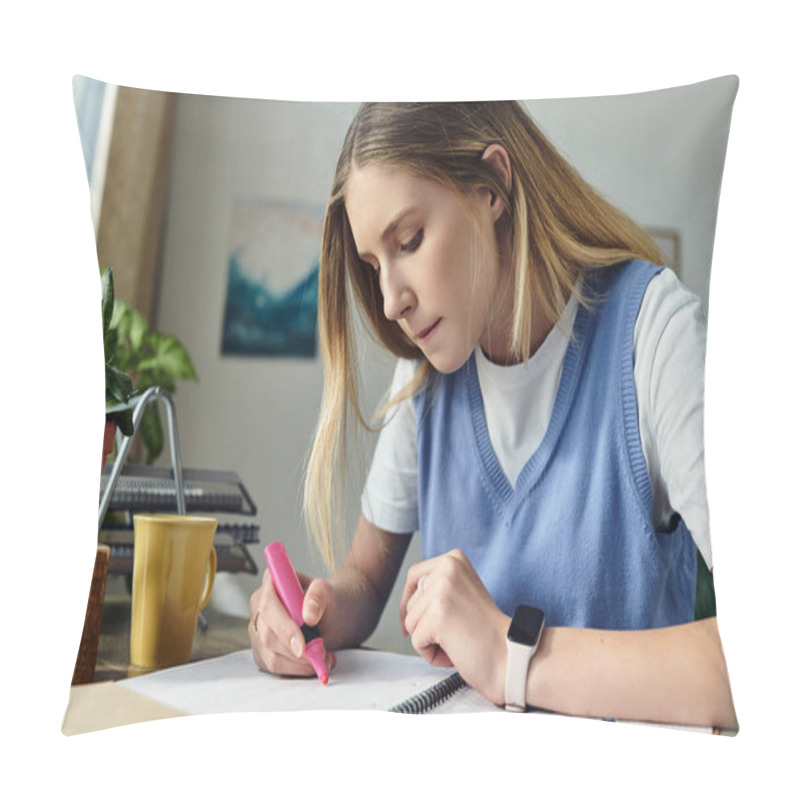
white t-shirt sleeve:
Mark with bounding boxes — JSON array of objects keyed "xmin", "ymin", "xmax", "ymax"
[
  {"xmin": 634, "ymin": 269, "xmax": 712, "ymax": 570},
  {"xmin": 360, "ymin": 359, "xmax": 419, "ymax": 534}
]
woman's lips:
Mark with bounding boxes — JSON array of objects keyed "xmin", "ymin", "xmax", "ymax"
[{"xmin": 416, "ymin": 318, "xmax": 441, "ymax": 344}]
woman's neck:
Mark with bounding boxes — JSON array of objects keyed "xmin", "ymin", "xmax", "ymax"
[{"xmin": 480, "ymin": 268, "xmax": 562, "ymax": 367}]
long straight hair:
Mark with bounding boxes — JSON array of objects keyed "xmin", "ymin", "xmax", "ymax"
[{"xmin": 305, "ymin": 101, "xmax": 662, "ymax": 569}]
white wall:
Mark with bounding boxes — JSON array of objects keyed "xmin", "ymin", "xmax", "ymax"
[
  {"xmin": 525, "ymin": 77, "xmax": 737, "ymax": 313},
  {"xmin": 154, "ymin": 78, "xmax": 736, "ymax": 654}
]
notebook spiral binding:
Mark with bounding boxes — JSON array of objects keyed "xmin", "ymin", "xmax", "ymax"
[{"xmin": 388, "ymin": 672, "xmax": 467, "ymax": 714}]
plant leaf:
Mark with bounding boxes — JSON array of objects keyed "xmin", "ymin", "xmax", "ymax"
[
  {"xmin": 103, "ymin": 327, "xmax": 118, "ymax": 368},
  {"xmin": 110, "ymin": 302, "xmax": 133, "ymax": 363},
  {"xmin": 127, "ymin": 306, "xmax": 149, "ymax": 355},
  {"xmin": 110, "ymin": 296, "xmax": 129, "ymax": 330},
  {"xmin": 137, "ymin": 334, "xmax": 198, "ymax": 382},
  {"xmin": 105, "ymin": 364, "xmax": 133, "ymax": 403},
  {"xmin": 139, "ymin": 403, "xmax": 164, "ymax": 464}
]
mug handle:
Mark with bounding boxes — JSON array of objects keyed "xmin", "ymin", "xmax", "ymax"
[{"xmin": 198, "ymin": 546, "xmax": 217, "ymax": 610}]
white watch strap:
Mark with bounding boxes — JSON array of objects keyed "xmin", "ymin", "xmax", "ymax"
[{"xmin": 505, "ymin": 639, "xmax": 535, "ymax": 712}]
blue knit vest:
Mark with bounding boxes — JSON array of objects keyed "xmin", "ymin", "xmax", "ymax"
[{"xmin": 414, "ymin": 260, "xmax": 697, "ymax": 629}]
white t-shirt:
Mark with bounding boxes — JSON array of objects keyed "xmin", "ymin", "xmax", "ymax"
[{"xmin": 361, "ymin": 268, "xmax": 712, "ymax": 570}]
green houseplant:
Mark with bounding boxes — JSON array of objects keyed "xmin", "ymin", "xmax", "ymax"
[{"xmin": 102, "ymin": 267, "xmax": 198, "ymax": 464}]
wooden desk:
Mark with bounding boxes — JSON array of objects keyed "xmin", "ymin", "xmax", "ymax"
[
  {"xmin": 64, "ymin": 595, "xmax": 734, "ymax": 737},
  {"xmin": 94, "ymin": 594, "xmax": 251, "ymax": 682},
  {"xmin": 63, "ymin": 593, "xmax": 252, "ymax": 735}
]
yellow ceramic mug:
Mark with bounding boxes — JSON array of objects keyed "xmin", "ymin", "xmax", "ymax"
[{"xmin": 130, "ymin": 514, "xmax": 218, "ymax": 669}]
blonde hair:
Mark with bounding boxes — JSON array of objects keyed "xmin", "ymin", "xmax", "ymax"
[{"xmin": 305, "ymin": 101, "xmax": 662, "ymax": 569}]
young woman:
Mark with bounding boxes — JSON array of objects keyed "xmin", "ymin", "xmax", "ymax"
[{"xmin": 248, "ymin": 101, "xmax": 737, "ymax": 730}]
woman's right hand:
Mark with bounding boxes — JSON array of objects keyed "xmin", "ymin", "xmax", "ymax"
[{"xmin": 248, "ymin": 568, "xmax": 337, "ymax": 678}]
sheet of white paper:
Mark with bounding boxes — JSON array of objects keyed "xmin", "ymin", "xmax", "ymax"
[
  {"xmin": 116, "ymin": 648, "xmax": 712, "ymax": 729},
  {"xmin": 119, "ymin": 648, "xmax": 472, "ymax": 715}
]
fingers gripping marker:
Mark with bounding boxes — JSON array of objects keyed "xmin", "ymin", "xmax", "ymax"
[{"xmin": 264, "ymin": 542, "xmax": 329, "ymax": 685}]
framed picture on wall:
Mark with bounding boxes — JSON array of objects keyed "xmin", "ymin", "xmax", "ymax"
[{"xmin": 221, "ymin": 198, "xmax": 323, "ymax": 358}]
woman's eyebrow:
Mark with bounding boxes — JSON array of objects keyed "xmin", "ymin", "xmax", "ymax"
[{"xmin": 357, "ymin": 207, "xmax": 417, "ymax": 260}]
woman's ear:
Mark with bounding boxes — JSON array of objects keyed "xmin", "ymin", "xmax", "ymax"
[{"xmin": 481, "ymin": 143, "xmax": 512, "ymax": 222}]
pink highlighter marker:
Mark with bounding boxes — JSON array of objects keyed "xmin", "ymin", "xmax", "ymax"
[{"xmin": 264, "ymin": 542, "xmax": 329, "ymax": 685}]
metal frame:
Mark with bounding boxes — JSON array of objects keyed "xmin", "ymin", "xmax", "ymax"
[{"xmin": 98, "ymin": 387, "xmax": 186, "ymax": 528}]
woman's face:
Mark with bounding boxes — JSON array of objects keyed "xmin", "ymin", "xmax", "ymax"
[{"xmin": 344, "ymin": 163, "xmax": 513, "ymax": 374}]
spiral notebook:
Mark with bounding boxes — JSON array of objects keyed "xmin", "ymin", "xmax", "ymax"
[
  {"xmin": 116, "ymin": 648, "xmax": 501, "ymax": 715},
  {"xmin": 388, "ymin": 671, "xmax": 468, "ymax": 713}
]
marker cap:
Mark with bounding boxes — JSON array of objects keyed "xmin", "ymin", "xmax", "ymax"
[{"xmin": 303, "ymin": 637, "xmax": 329, "ymax": 685}]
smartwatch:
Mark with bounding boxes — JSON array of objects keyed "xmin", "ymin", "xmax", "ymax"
[{"xmin": 504, "ymin": 605, "xmax": 545, "ymax": 712}]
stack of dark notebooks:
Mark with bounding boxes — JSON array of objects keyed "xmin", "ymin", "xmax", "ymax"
[{"xmin": 99, "ymin": 464, "xmax": 260, "ymax": 574}]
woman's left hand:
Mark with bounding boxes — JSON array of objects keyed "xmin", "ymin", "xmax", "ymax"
[{"xmin": 399, "ymin": 549, "xmax": 510, "ymax": 706}]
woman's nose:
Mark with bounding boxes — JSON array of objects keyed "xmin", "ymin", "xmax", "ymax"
[{"xmin": 381, "ymin": 267, "xmax": 415, "ymax": 321}]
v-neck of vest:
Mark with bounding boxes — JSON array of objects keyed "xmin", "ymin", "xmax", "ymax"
[{"xmin": 466, "ymin": 299, "xmax": 593, "ymax": 508}]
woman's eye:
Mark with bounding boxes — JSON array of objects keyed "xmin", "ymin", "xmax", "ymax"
[{"xmin": 400, "ymin": 229, "xmax": 423, "ymax": 253}]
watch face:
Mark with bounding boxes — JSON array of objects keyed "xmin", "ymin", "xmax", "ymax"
[{"xmin": 508, "ymin": 605, "xmax": 545, "ymax": 646}]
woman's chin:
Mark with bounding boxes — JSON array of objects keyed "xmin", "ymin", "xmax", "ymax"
[{"xmin": 424, "ymin": 348, "xmax": 472, "ymax": 376}]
